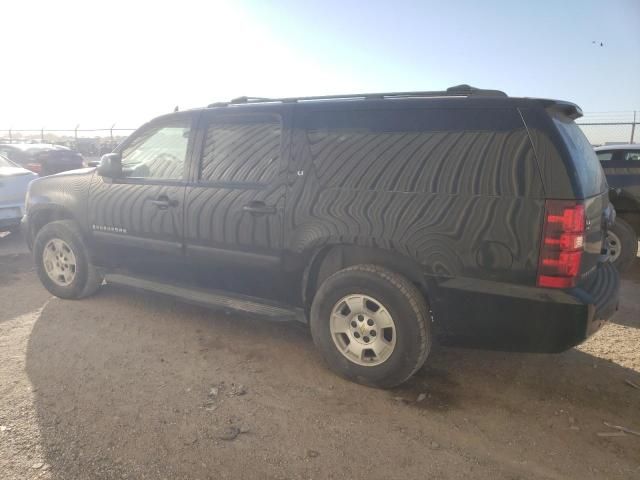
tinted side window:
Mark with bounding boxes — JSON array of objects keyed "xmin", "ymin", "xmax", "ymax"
[
  {"xmin": 304, "ymin": 108, "xmax": 542, "ymax": 197},
  {"xmin": 624, "ymin": 150, "xmax": 640, "ymax": 162},
  {"xmin": 200, "ymin": 114, "xmax": 281, "ymax": 184},
  {"xmin": 121, "ymin": 120, "xmax": 191, "ymax": 180},
  {"xmin": 596, "ymin": 151, "xmax": 613, "ymax": 162}
]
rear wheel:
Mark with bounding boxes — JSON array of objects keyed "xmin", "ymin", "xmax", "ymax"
[
  {"xmin": 310, "ymin": 264, "xmax": 431, "ymax": 388},
  {"xmin": 34, "ymin": 220, "xmax": 102, "ymax": 299},
  {"xmin": 608, "ymin": 217, "xmax": 638, "ymax": 272}
]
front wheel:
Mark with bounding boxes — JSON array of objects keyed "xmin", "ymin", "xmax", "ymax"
[
  {"xmin": 34, "ymin": 220, "xmax": 102, "ymax": 299},
  {"xmin": 310, "ymin": 264, "xmax": 431, "ymax": 388},
  {"xmin": 608, "ymin": 217, "xmax": 638, "ymax": 272}
]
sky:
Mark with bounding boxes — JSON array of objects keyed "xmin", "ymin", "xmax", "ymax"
[{"xmin": 1, "ymin": 0, "xmax": 639, "ymax": 131}]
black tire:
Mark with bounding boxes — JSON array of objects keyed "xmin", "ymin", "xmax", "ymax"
[
  {"xmin": 609, "ymin": 217, "xmax": 638, "ymax": 272},
  {"xmin": 34, "ymin": 220, "xmax": 102, "ymax": 299},
  {"xmin": 310, "ymin": 264, "xmax": 431, "ymax": 389}
]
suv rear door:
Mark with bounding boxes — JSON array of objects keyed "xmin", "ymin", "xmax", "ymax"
[{"xmin": 183, "ymin": 108, "xmax": 289, "ymax": 269}]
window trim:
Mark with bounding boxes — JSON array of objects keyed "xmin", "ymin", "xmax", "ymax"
[{"xmin": 195, "ymin": 112, "xmax": 283, "ymax": 188}]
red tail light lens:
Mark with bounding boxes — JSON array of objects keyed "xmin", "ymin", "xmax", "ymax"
[
  {"xmin": 26, "ymin": 163, "xmax": 42, "ymax": 174},
  {"xmin": 537, "ymin": 200, "xmax": 585, "ymax": 289}
]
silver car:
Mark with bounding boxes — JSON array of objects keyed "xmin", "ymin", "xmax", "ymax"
[{"xmin": 0, "ymin": 154, "xmax": 37, "ymax": 233}]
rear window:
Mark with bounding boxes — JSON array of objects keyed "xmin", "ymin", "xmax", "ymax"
[{"xmin": 552, "ymin": 116, "xmax": 607, "ymax": 197}]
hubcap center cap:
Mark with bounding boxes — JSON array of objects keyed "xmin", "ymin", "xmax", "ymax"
[{"xmin": 350, "ymin": 315, "xmax": 376, "ymax": 344}]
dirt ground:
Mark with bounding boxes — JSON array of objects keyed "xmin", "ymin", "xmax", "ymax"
[{"xmin": 1, "ymin": 231, "xmax": 639, "ymax": 480}]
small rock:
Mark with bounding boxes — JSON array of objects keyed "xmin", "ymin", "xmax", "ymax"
[
  {"xmin": 230, "ymin": 384, "xmax": 247, "ymax": 396},
  {"xmin": 239, "ymin": 426, "xmax": 250, "ymax": 434},
  {"xmin": 32, "ymin": 463, "xmax": 44, "ymax": 469},
  {"xmin": 306, "ymin": 449, "xmax": 320, "ymax": 458},
  {"xmin": 0, "ymin": 426, "xmax": 7, "ymax": 432},
  {"xmin": 218, "ymin": 426, "xmax": 240, "ymax": 441},
  {"xmin": 208, "ymin": 387, "xmax": 219, "ymax": 398},
  {"xmin": 570, "ymin": 426, "xmax": 580, "ymax": 431},
  {"xmin": 429, "ymin": 441, "xmax": 440, "ymax": 450},
  {"xmin": 42, "ymin": 464, "xmax": 50, "ymax": 471},
  {"xmin": 416, "ymin": 393, "xmax": 427, "ymax": 402}
]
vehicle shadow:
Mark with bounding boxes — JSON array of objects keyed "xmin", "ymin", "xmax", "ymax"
[{"xmin": 24, "ymin": 284, "xmax": 640, "ymax": 479}]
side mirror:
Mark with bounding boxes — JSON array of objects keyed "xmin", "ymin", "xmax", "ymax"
[
  {"xmin": 97, "ymin": 153, "xmax": 122, "ymax": 178},
  {"xmin": 87, "ymin": 160, "xmax": 100, "ymax": 168}
]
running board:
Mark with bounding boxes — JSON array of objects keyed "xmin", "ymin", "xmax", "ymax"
[{"xmin": 104, "ymin": 274, "xmax": 306, "ymax": 323}]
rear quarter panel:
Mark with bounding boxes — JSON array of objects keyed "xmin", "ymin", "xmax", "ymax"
[{"xmin": 286, "ymin": 103, "xmax": 546, "ymax": 285}]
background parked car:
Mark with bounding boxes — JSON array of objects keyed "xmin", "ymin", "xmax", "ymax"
[
  {"xmin": 595, "ymin": 144, "xmax": 640, "ymax": 271},
  {"xmin": 0, "ymin": 153, "xmax": 37, "ymax": 233},
  {"xmin": 0, "ymin": 143, "xmax": 84, "ymax": 176}
]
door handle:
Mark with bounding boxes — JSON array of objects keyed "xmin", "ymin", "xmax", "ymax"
[
  {"xmin": 242, "ymin": 201, "xmax": 277, "ymax": 215},
  {"xmin": 151, "ymin": 195, "xmax": 178, "ymax": 210}
]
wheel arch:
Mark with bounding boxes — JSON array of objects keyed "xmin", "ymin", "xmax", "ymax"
[
  {"xmin": 27, "ymin": 205, "xmax": 78, "ymax": 247},
  {"xmin": 301, "ymin": 244, "xmax": 430, "ymax": 310}
]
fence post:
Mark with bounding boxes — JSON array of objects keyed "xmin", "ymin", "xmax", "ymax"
[
  {"xmin": 110, "ymin": 123, "xmax": 115, "ymax": 142},
  {"xmin": 41, "ymin": 128, "xmax": 44, "ymax": 143},
  {"xmin": 632, "ymin": 111, "xmax": 637, "ymax": 144}
]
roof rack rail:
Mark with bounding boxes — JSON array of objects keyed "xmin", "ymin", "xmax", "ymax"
[{"xmin": 207, "ymin": 84, "xmax": 507, "ymax": 108}]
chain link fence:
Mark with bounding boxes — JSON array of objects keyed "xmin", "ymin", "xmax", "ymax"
[
  {"xmin": 0, "ymin": 128, "xmax": 136, "ymax": 158},
  {"xmin": 1, "ymin": 111, "xmax": 637, "ymax": 156},
  {"xmin": 577, "ymin": 111, "xmax": 638, "ymax": 146}
]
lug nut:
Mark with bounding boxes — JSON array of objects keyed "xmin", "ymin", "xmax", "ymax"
[
  {"xmin": 367, "ymin": 319, "xmax": 374, "ymax": 326},
  {"xmin": 358, "ymin": 315, "xmax": 364, "ymax": 321},
  {"xmin": 353, "ymin": 332, "xmax": 361, "ymax": 339},
  {"xmin": 370, "ymin": 331, "xmax": 376, "ymax": 336},
  {"xmin": 351, "ymin": 321, "xmax": 357, "ymax": 327},
  {"xmin": 363, "ymin": 336, "xmax": 370, "ymax": 343}
]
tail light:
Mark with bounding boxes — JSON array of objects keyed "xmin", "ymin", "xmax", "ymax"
[
  {"xmin": 26, "ymin": 163, "xmax": 42, "ymax": 174},
  {"xmin": 537, "ymin": 200, "xmax": 585, "ymax": 289}
]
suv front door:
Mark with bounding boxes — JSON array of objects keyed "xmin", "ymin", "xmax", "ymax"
[
  {"xmin": 184, "ymin": 109, "xmax": 288, "ymax": 271},
  {"xmin": 88, "ymin": 113, "xmax": 196, "ymax": 274}
]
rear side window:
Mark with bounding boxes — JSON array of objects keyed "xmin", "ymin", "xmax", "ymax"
[
  {"xmin": 200, "ymin": 114, "xmax": 281, "ymax": 184},
  {"xmin": 596, "ymin": 151, "xmax": 613, "ymax": 162},
  {"xmin": 551, "ymin": 116, "xmax": 607, "ymax": 197},
  {"xmin": 304, "ymin": 108, "xmax": 542, "ymax": 197}
]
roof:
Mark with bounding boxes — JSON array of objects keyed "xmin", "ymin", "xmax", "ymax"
[
  {"xmin": 203, "ymin": 84, "xmax": 582, "ymax": 118},
  {"xmin": 594, "ymin": 144, "xmax": 640, "ymax": 151}
]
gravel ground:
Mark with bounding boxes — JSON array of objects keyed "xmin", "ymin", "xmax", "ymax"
[{"xmin": 1, "ymin": 231, "xmax": 639, "ymax": 480}]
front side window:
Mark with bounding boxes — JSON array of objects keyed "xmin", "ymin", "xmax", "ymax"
[
  {"xmin": 121, "ymin": 120, "xmax": 191, "ymax": 180},
  {"xmin": 200, "ymin": 114, "xmax": 281, "ymax": 184}
]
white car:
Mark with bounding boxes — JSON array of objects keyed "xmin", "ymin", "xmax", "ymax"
[{"xmin": 0, "ymin": 153, "xmax": 37, "ymax": 233}]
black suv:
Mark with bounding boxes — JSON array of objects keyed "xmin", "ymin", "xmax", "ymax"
[
  {"xmin": 595, "ymin": 144, "xmax": 640, "ymax": 271},
  {"xmin": 22, "ymin": 86, "xmax": 619, "ymax": 388}
]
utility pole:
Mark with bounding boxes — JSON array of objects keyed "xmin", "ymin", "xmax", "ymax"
[{"xmin": 632, "ymin": 111, "xmax": 637, "ymax": 144}]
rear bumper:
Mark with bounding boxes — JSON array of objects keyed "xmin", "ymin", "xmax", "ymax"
[{"xmin": 433, "ymin": 261, "xmax": 620, "ymax": 353}]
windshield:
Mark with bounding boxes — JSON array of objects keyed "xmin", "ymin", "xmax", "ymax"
[
  {"xmin": 552, "ymin": 115, "xmax": 608, "ymax": 197},
  {"xmin": 0, "ymin": 154, "xmax": 15, "ymax": 167}
]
